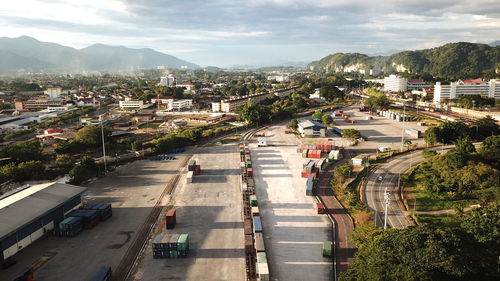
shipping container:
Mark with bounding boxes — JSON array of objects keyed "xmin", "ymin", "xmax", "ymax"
[
  {"xmin": 66, "ymin": 209, "xmax": 99, "ymax": 229},
  {"xmin": 152, "ymin": 234, "xmax": 164, "ymax": 250},
  {"xmin": 251, "ymin": 206, "xmax": 260, "ymax": 217},
  {"xmin": 257, "ymin": 252, "xmax": 267, "ymax": 263},
  {"xmin": 316, "ymin": 203, "xmax": 325, "ymax": 214},
  {"xmin": 188, "ymin": 159, "xmax": 197, "ymax": 171},
  {"xmin": 247, "ymin": 168, "xmax": 253, "ymax": 177},
  {"xmin": 253, "ymin": 217, "xmax": 263, "ymax": 233},
  {"xmin": 85, "ymin": 203, "xmax": 112, "ymax": 221},
  {"xmin": 257, "ymin": 262, "xmax": 270, "ymax": 281},
  {"xmin": 170, "ymin": 234, "xmax": 180, "ymax": 250},
  {"xmin": 166, "ymin": 209, "xmax": 176, "ymax": 229},
  {"xmin": 177, "ymin": 234, "xmax": 189, "ymax": 250},
  {"xmin": 255, "ymin": 232, "xmax": 265, "ymax": 252},
  {"xmin": 323, "ymin": 241, "xmax": 332, "ymax": 257},
  {"xmin": 160, "ymin": 234, "xmax": 171, "ymax": 250},
  {"xmin": 250, "ymin": 195, "xmax": 258, "ymax": 206}
]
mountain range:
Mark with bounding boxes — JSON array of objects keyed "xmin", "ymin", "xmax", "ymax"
[
  {"xmin": 308, "ymin": 42, "xmax": 500, "ymax": 78},
  {"xmin": 0, "ymin": 36, "xmax": 198, "ymax": 74}
]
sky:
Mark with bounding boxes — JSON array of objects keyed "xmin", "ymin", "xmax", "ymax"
[{"xmin": 0, "ymin": 0, "xmax": 500, "ymax": 67}]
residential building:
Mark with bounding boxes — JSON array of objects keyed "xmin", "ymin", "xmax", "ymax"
[
  {"xmin": 267, "ymin": 75, "xmax": 289, "ymax": 82},
  {"xmin": 47, "ymin": 106, "xmax": 74, "ymax": 113},
  {"xmin": 44, "ymin": 87, "xmax": 62, "ymax": 99},
  {"xmin": 211, "ymin": 102, "xmax": 221, "ymax": 112},
  {"xmin": 297, "ymin": 119, "xmax": 326, "ymax": 137},
  {"xmin": 433, "ymin": 79, "xmax": 500, "ymax": 103},
  {"xmin": 179, "ymin": 82, "xmax": 194, "ymax": 91},
  {"xmin": 0, "ymin": 115, "xmax": 40, "ymax": 133},
  {"xmin": 159, "ymin": 74, "xmax": 176, "ymax": 86},
  {"xmin": 383, "ymin": 75, "xmax": 408, "ymax": 92},
  {"xmin": 119, "ymin": 100, "xmax": 144, "ymax": 111},
  {"xmin": 407, "ymin": 79, "xmax": 431, "ymax": 90},
  {"xmin": 171, "ymin": 99, "xmax": 192, "ymax": 110},
  {"xmin": 151, "ymin": 96, "xmax": 174, "ymax": 110},
  {"xmin": 76, "ymin": 98, "xmax": 100, "ymax": 107},
  {"xmin": 14, "ymin": 100, "xmax": 68, "ymax": 111}
]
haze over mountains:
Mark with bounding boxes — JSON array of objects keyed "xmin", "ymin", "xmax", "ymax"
[{"xmin": 0, "ymin": 36, "xmax": 198, "ymax": 74}]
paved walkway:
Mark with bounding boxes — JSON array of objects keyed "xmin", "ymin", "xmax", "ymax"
[{"xmin": 316, "ymin": 149, "xmax": 356, "ymax": 276}]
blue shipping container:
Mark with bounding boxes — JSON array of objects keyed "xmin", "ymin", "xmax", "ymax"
[{"xmin": 253, "ymin": 217, "xmax": 262, "ymax": 233}]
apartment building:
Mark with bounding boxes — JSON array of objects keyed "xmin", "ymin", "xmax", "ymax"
[
  {"xmin": 434, "ymin": 79, "xmax": 500, "ymax": 103},
  {"xmin": 383, "ymin": 75, "xmax": 408, "ymax": 92}
]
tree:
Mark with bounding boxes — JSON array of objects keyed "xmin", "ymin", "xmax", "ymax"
[
  {"xmin": 0, "ymin": 141, "xmax": 43, "ymax": 164},
  {"xmin": 80, "ymin": 155, "xmax": 98, "ymax": 171},
  {"xmin": 424, "ymin": 126, "xmax": 441, "ymax": 145},
  {"xmin": 472, "ymin": 116, "xmax": 500, "ymax": 141},
  {"xmin": 289, "ymin": 119, "xmax": 298, "ymax": 130},
  {"xmin": 478, "ymin": 135, "xmax": 500, "ymax": 168},
  {"xmin": 75, "ymin": 126, "xmax": 111, "ymax": 148},
  {"xmin": 312, "ymin": 110, "xmax": 323, "ymax": 120},
  {"xmin": 440, "ymin": 121, "xmax": 470, "ymax": 144},
  {"xmin": 322, "ymin": 114, "xmax": 333, "ymax": 126},
  {"xmin": 342, "ymin": 129, "xmax": 361, "ymax": 140},
  {"xmin": 421, "ymin": 149, "xmax": 437, "ymax": 158},
  {"xmin": 237, "ymin": 103, "xmax": 261, "ymax": 125},
  {"xmin": 454, "ymin": 137, "xmax": 476, "ymax": 154},
  {"xmin": 56, "ymin": 154, "xmax": 75, "ymax": 171}
]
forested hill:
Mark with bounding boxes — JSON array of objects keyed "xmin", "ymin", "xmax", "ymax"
[{"xmin": 308, "ymin": 42, "xmax": 500, "ymax": 78}]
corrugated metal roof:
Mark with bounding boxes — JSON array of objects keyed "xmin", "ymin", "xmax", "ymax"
[
  {"xmin": 0, "ymin": 182, "xmax": 87, "ymax": 240},
  {"xmin": 298, "ymin": 119, "xmax": 326, "ymax": 129}
]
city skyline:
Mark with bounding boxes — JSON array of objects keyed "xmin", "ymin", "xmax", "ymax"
[{"xmin": 1, "ymin": 0, "xmax": 500, "ymax": 67}]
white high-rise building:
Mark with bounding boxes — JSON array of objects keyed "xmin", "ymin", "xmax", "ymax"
[
  {"xmin": 159, "ymin": 74, "xmax": 176, "ymax": 86},
  {"xmin": 44, "ymin": 87, "xmax": 62, "ymax": 100},
  {"xmin": 383, "ymin": 75, "xmax": 408, "ymax": 92},
  {"xmin": 434, "ymin": 79, "xmax": 500, "ymax": 103}
]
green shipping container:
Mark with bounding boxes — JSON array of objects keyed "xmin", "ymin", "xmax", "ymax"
[
  {"xmin": 240, "ymin": 150, "xmax": 245, "ymax": 155},
  {"xmin": 250, "ymin": 195, "xmax": 258, "ymax": 206},
  {"xmin": 246, "ymin": 162, "xmax": 252, "ymax": 168},
  {"xmin": 170, "ymin": 250, "xmax": 178, "ymax": 258},
  {"xmin": 59, "ymin": 217, "xmax": 73, "ymax": 230},
  {"xmin": 323, "ymin": 241, "xmax": 332, "ymax": 257},
  {"xmin": 257, "ymin": 252, "xmax": 267, "ymax": 263},
  {"xmin": 246, "ymin": 157, "xmax": 251, "ymax": 162},
  {"xmin": 178, "ymin": 234, "xmax": 189, "ymax": 250}
]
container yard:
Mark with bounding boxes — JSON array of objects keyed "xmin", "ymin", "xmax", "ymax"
[
  {"xmin": 0, "ymin": 156, "xmax": 189, "ymax": 281},
  {"xmin": 250, "ymin": 123, "xmax": 332, "ymax": 281},
  {"xmin": 133, "ymin": 145, "xmax": 245, "ymax": 281}
]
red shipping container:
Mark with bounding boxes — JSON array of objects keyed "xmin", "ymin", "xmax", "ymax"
[
  {"xmin": 166, "ymin": 209, "xmax": 177, "ymax": 224},
  {"xmin": 339, "ymin": 110, "xmax": 343, "ymax": 113},
  {"xmin": 247, "ymin": 168, "xmax": 253, "ymax": 177},
  {"xmin": 240, "ymin": 145, "xmax": 244, "ymax": 150},
  {"xmin": 316, "ymin": 203, "xmax": 325, "ymax": 214},
  {"xmin": 193, "ymin": 165, "xmax": 201, "ymax": 175}
]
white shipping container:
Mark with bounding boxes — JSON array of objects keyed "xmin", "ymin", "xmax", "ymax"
[
  {"xmin": 257, "ymin": 262, "xmax": 270, "ymax": 281},
  {"xmin": 3, "ymin": 243, "xmax": 18, "ymax": 260},
  {"xmin": 18, "ymin": 235, "xmax": 32, "ymax": 250},
  {"xmin": 44, "ymin": 221, "xmax": 55, "ymax": 232}
]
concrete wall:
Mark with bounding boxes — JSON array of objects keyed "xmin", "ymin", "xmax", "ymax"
[{"xmin": 449, "ymin": 107, "xmax": 500, "ymax": 121}]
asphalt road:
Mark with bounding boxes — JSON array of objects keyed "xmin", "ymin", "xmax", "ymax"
[
  {"xmin": 364, "ymin": 146, "xmax": 455, "ymax": 228},
  {"xmin": 364, "ymin": 151, "xmax": 422, "ymax": 229}
]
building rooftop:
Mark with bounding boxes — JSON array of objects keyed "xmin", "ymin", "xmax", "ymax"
[
  {"xmin": 0, "ymin": 182, "xmax": 87, "ymax": 240},
  {"xmin": 298, "ymin": 119, "xmax": 326, "ymax": 129}
]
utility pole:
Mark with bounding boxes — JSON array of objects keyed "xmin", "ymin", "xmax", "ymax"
[
  {"xmin": 100, "ymin": 115, "xmax": 107, "ymax": 172},
  {"xmin": 400, "ymin": 103, "xmax": 405, "ymax": 152},
  {"xmin": 384, "ymin": 187, "xmax": 391, "ymax": 230}
]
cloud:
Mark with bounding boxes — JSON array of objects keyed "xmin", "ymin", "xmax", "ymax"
[{"xmin": 0, "ymin": 0, "xmax": 499, "ymax": 66}]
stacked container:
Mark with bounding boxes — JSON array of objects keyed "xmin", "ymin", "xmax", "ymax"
[
  {"xmin": 54, "ymin": 216, "xmax": 83, "ymax": 237},
  {"xmin": 85, "ymin": 203, "xmax": 112, "ymax": 221},
  {"xmin": 66, "ymin": 209, "xmax": 100, "ymax": 229},
  {"xmin": 257, "ymin": 258, "xmax": 270, "ymax": 281},
  {"xmin": 186, "ymin": 171, "xmax": 193, "ymax": 183},
  {"xmin": 255, "ymin": 232, "xmax": 265, "ymax": 253},
  {"xmin": 153, "ymin": 233, "xmax": 170, "ymax": 259},
  {"xmin": 306, "ymin": 174, "xmax": 314, "ymax": 196},
  {"xmin": 177, "ymin": 234, "xmax": 189, "ymax": 257},
  {"xmin": 193, "ymin": 165, "xmax": 201, "ymax": 176},
  {"xmin": 247, "ymin": 168, "xmax": 253, "ymax": 178},
  {"xmin": 188, "ymin": 159, "xmax": 197, "ymax": 171},
  {"xmin": 152, "ymin": 233, "xmax": 189, "ymax": 259},
  {"xmin": 301, "ymin": 161, "xmax": 317, "ymax": 179},
  {"xmin": 250, "ymin": 195, "xmax": 258, "ymax": 206},
  {"xmin": 166, "ymin": 209, "xmax": 176, "ymax": 229}
]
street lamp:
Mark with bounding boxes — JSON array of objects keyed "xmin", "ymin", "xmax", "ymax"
[
  {"xmin": 400, "ymin": 102, "xmax": 406, "ymax": 152},
  {"xmin": 99, "ymin": 115, "xmax": 107, "ymax": 172},
  {"xmin": 384, "ymin": 187, "xmax": 391, "ymax": 230}
]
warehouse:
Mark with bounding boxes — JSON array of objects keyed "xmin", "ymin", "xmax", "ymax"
[
  {"xmin": 297, "ymin": 119, "xmax": 327, "ymax": 137},
  {"xmin": 0, "ymin": 182, "xmax": 87, "ymax": 264}
]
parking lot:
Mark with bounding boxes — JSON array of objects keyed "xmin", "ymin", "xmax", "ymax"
[
  {"xmin": 132, "ymin": 145, "xmax": 246, "ymax": 281},
  {"xmin": 331, "ymin": 106, "xmax": 428, "ymax": 152},
  {"xmin": 0, "ymin": 156, "xmax": 188, "ymax": 281},
  {"xmin": 251, "ymin": 124, "xmax": 332, "ymax": 281}
]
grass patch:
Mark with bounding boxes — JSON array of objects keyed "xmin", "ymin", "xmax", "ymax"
[
  {"xmin": 405, "ymin": 184, "xmax": 478, "ymax": 212},
  {"xmin": 220, "ymin": 135, "xmax": 242, "ymax": 144},
  {"xmin": 416, "ymin": 214, "xmax": 461, "ymax": 228}
]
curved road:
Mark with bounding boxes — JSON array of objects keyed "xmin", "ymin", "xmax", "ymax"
[{"xmin": 364, "ymin": 146, "xmax": 455, "ymax": 228}]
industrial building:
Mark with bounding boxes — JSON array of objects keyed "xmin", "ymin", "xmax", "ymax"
[
  {"xmin": 0, "ymin": 182, "xmax": 87, "ymax": 263},
  {"xmin": 297, "ymin": 119, "xmax": 326, "ymax": 137}
]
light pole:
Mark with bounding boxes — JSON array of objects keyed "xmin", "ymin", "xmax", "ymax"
[
  {"xmin": 400, "ymin": 102, "xmax": 406, "ymax": 152},
  {"xmin": 384, "ymin": 187, "xmax": 391, "ymax": 230},
  {"xmin": 99, "ymin": 115, "xmax": 107, "ymax": 172}
]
